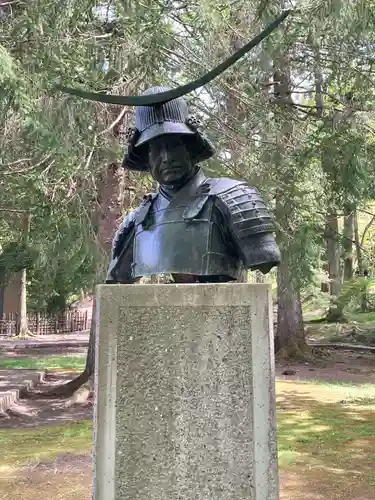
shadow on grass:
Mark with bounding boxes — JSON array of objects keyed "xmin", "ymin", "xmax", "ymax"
[
  {"xmin": 277, "ymin": 386, "xmax": 375, "ymax": 498},
  {"xmin": 0, "ymin": 379, "xmax": 374, "ymax": 500}
]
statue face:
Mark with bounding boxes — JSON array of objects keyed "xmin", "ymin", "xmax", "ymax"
[{"xmin": 148, "ymin": 135, "xmax": 195, "ymax": 186}]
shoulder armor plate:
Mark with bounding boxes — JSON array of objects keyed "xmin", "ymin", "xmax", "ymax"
[
  {"xmin": 206, "ymin": 177, "xmax": 246, "ymax": 196},
  {"xmin": 209, "ymin": 179, "xmax": 276, "ymax": 237}
]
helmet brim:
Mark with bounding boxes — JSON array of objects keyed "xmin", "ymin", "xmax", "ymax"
[{"xmin": 135, "ymin": 121, "xmax": 194, "ymax": 147}]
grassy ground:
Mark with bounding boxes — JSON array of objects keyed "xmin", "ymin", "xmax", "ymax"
[
  {"xmin": 347, "ymin": 311, "xmax": 375, "ymax": 323},
  {"xmin": 0, "ymin": 421, "xmax": 92, "ymax": 500},
  {"xmin": 0, "ymin": 355, "xmax": 85, "ymax": 371},
  {"xmin": 1, "ymin": 379, "xmax": 374, "ymax": 499},
  {"xmin": 305, "ymin": 310, "xmax": 375, "ymax": 325},
  {"xmin": 277, "ymin": 380, "xmax": 375, "ymax": 499},
  {"xmin": 305, "ymin": 310, "xmax": 375, "ymax": 345},
  {"xmin": 0, "ymin": 421, "xmax": 92, "ymax": 476}
]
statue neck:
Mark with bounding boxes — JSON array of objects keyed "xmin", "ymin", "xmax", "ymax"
[{"xmin": 159, "ymin": 166, "xmax": 204, "ymax": 200}]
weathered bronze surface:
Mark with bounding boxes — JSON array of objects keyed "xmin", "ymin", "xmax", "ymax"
[{"xmin": 107, "ymin": 87, "xmax": 280, "ymax": 284}]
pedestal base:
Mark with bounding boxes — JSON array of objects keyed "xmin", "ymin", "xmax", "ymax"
[{"xmin": 94, "ymin": 283, "xmax": 278, "ymax": 500}]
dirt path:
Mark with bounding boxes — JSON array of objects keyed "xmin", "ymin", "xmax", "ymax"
[
  {"xmin": 1, "ymin": 456, "xmax": 92, "ymax": 500},
  {"xmin": 280, "ymin": 469, "xmax": 375, "ymax": 500},
  {"xmin": 4, "ymin": 466, "xmax": 373, "ymax": 500},
  {"xmin": 276, "ymin": 347, "xmax": 375, "ymax": 384}
]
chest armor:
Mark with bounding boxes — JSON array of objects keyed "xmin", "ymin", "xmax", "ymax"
[{"xmin": 132, "ymin": 176, "xmax": 243, "ymax": 280}]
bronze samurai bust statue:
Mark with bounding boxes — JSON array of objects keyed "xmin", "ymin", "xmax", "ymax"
[
  {"xmin": 57, "ymin": 12, "xmax": 292, "ymax": 284},
  {"xmin": 106, "ymin": 86, "xmax": 281, "ymax": 284}
]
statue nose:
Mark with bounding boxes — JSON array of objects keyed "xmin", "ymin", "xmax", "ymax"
[{"xmin": 160, "ymin": 147, "xmax": 171, "ymax": 165}]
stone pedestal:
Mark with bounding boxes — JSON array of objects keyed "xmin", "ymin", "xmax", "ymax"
[{"xmin": 94, "ymin": 283, "xmax": 278, "ymax": 500}]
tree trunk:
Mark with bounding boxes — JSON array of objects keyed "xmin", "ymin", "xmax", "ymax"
[
  {"xmin": 275, "ymin": 251, "xmax": 308, "ymax": 359},
  {"xmin": 18, "ymin": 212, "xmax": 32, "ymax": 336},
  {"xmin": 343, "ymin": 207, "xmax": 354, "ymax": 281},
  {"xmin": 47, "ymin": 297, "xmax": 97, "ymax": 396},
  {"xmin": 272, "ymin": 37, "xmax": 307, "ymax": 357},
  {"xmin": 325, "ymin": 214, "xmax": 344, "ymax": 321},
  {"xmin": 97, "ymin": 163, "xmax": 126, "ymax": 258},
  {"xmin": 314, "ymin": 43, "xmax": 355, "ymax": 319},
  {"xmin": 354, "ymin": 210, "xmax": 363, "ymax": 274},
  {"xmin": 354, "ymin": 210, "xmax": 368, "ymax": 311},
  {"xmin": 314, "ymin": 49, "xmax": 330, "ymax": 293},
  {"xmin": 84, "ymin": 296, "xmax": 96, "ymax": 381},
  {"xmin": 326, "ymin": 214, "xmax": 341, "ymax": 297}
]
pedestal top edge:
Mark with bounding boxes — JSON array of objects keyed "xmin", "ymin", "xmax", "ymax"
[
  {"xmin": 97, "ymin": 283, "xmax": 271, "ymax": 290},
  {"xmin": 96, "ymin": 283, "xmax": 271, "ymax": 308}
]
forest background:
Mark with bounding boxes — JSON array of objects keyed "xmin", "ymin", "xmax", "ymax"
[{"xmin": 1, "ymin": 0, "xmax": 375, "ymax": 367}]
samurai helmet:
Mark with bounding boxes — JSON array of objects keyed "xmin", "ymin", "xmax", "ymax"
[{"xmin": 123, "ymin": 86, "xmax": 215, "ymax": 172}]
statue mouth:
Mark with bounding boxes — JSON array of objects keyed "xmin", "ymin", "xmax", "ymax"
[{"xmin": 162, "ymin": 165, "xmax": 182, "ymax": 172}]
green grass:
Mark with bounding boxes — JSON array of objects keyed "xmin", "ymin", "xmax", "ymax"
[
  {"xmin": 305, "ymin": 310, "xmax": 375, "ymax": 325},
  {"xmin": 0, "ymin": 355, "xmax": 85, "ymax": 371},
  {"xmin": 277, "ymin": 380, "xmax": 375, "ymax": 471},
  {"xmin": 0, "ymin": 421, "xmax": 92, "ymax": 474},
  {"xmin": 1, "ymin": 379, "xmax": 374, "ymax": 499},
  {"xmin": 305, "ymin": 309, "xmax": 375, "ymax": 345},
  {"xmin": 347, "ymin": 311, "xmax": 375, "ymax": 323}
]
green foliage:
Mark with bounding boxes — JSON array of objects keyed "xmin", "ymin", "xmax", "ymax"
[
  {"xmin": 0, "ymin": 1, "xmax": 176, "ymax": 308},
  {"xmin": 27, "ymin": 212, "xmax": 97, "ymax": 313},
  {"xmin": 346, "ymin": 311, "xmax": 375, "ymax": 324},
  {"xmin": 320, "ymin": 121, "xmax": 375, "ymax": 207},
  {"xmin": 0, "ymin": 241, "xmax": 38, "ymax": 286},
  {"xmin": 1, "ymin": 0, "xmax": 375, "ymax": 329},
  {"xmin": 337, "ymin": 277, "xmax": 375, "ymax": 311}
]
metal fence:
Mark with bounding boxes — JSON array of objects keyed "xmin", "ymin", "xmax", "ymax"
[{"xmin": 0, "ymin": 309, "xmax": 91, "ymax": 336}]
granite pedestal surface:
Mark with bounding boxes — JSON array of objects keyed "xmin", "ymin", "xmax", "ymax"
[{"xmin": 94, "ymin": 283, "xmax": 278, "ymax": 500}]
